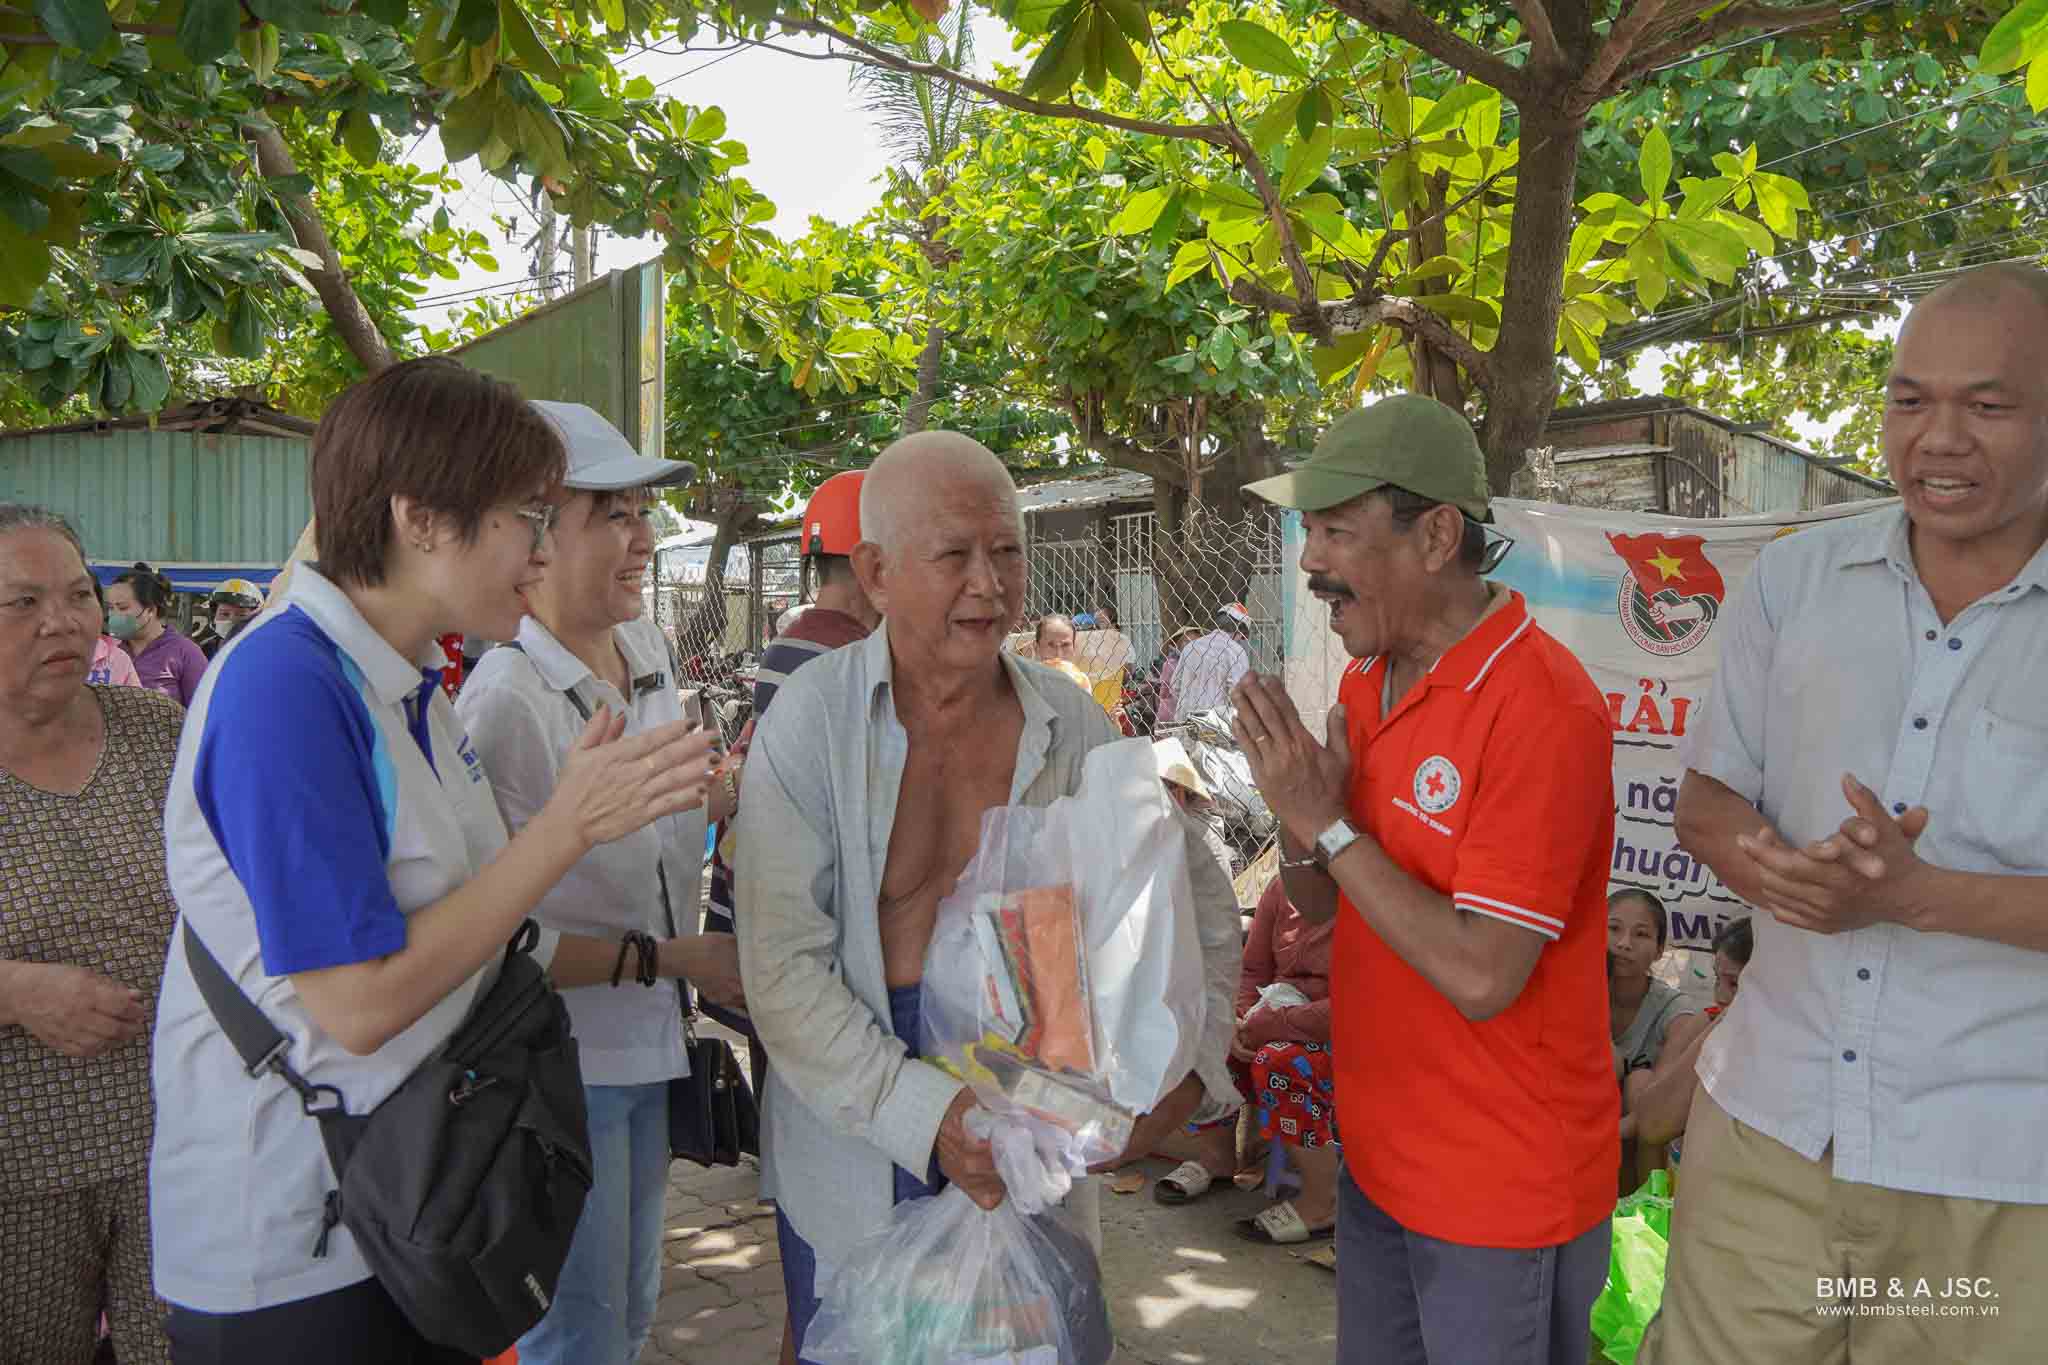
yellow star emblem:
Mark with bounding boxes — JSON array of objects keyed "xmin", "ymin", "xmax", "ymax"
[{"xmin": 1647, "ymin": 548, "xmax": 1686, "ymax": 582}]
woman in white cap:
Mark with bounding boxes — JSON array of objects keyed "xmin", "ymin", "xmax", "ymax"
[{"xmin": 458, "ymin": 401, "xmax": 745, "ymax": 1365}]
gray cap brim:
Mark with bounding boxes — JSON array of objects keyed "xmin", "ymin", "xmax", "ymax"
[
  {"xmin": 1241, "ymin": 467, "xmax": 1390, "ymax": 512},
  {"xmin": 566, "ymin": 451, "xmax": 699, "ymax": 491},
  {"xmin": 532, "ymin": 399, "xmax": 698, "ymax": 491}
]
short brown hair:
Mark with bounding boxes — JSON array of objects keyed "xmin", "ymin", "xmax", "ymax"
[{"xmin": 310, "ymin": 357, "xmax": 565, "ymax": 586}]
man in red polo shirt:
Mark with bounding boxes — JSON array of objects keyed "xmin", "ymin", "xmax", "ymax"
[{"xmin": 1235, "ymin": 395, "xmax": 1619, "ymax": 1364}]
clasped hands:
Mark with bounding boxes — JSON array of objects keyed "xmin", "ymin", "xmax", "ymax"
[
  {"xmin": 1736, "ymin": 773, "xmax": 1937, "ymax": 934},
  {"xmin": 1230, "ymin": 673, "xmax": 1352, "ymax": 846}
]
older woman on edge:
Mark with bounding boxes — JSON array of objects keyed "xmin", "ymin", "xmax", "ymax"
[
  {"xmin": 457, "ymin": 402, "xmax": 745, "ymax": 1365},
  {"xmin": 0, "ymin": 505, "xmax": 181, "ymax": 1364},
  {"xmin": 148, "ymin": 358, "xmax": 717, "ymax": 1364}
]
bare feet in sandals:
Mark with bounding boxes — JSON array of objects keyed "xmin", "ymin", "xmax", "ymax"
[{"xmin": 1236, "ymin": 1199, "xmax": 1337, "ymax": 1244}]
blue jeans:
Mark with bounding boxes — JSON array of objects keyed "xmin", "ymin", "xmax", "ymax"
[
  {"xmin": 778, "ymin": 983, "xmax": 944, "ymax": 1362},
  {"xmin": 518, "ymin": 1081, "xmax": 670, "ymax": 1365}
]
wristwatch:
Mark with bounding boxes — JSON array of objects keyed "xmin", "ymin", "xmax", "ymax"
[{"xmin": 1313, "ymin": 817, "xmax": 1363, "ymax": 871}]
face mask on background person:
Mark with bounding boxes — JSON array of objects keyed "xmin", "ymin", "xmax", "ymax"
[{"xmin": 107, "ymin": 611, "xmax": 142, "ymax": 640}]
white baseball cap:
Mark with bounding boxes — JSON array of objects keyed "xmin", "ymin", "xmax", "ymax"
[{"xmin": 531, "ymin": 400, "xmax": 698, "ymax": 491}]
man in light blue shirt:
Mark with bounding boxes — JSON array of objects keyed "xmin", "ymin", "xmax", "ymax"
[{"xmin": 1645, "ymin": 264, "xmax": 2048, "ymax": 1363}]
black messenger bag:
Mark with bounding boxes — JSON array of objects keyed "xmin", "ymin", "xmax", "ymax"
[{"xmin": 183, "ymin": 920, "xmax": 593, "ymax": 1356}]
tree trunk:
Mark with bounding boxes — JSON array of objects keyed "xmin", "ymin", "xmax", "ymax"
[
  {"xmin": 248, "ymin": 122, "xmax": 395, "ymax": 373},
  {"xmin": 1146, "ymin": 407, "xmax": 1281, "ymax": 636},
  {"xmin": 572, "ymin": 225, "xmax": 595, "ymax": 290},
  {"xmin": 901, "ymin": 312, "xmax": 945, "ymax": 435},
  {"xmin": 1409, "ymin": 172, "xmax": 1468, "ymax": 411},
  {"xmin": 679, "ymin": 492, "xmax": 755, "ymax": 658},
  {"xmin": 1476, "ymin": 103, "xmax": 1586, "ymax": 493},
  {"xmin": 535, "ymin": 200, "xmax": 560, "ymax": 300}
]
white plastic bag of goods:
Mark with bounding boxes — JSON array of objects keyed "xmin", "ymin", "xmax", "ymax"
[
  {"xmin": 1066, "ymin": 737, "xmax": 1206, "ymax": 1115},
  {"xmin": 920, "ymin": 737, "xmax": 1207, "ymax": 1120}
]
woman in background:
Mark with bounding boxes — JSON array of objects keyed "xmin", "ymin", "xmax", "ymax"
[
  {"xmin": 106, "ymin": 566, "xmax": 204, "ymax": 706},
  {"xmin": 87, "ymin": 579, "xmax": 140, "ymax": 688},
  {"xmin": 1610, "ymin": 890, "xmax": 1709, "ymax": 1188}
]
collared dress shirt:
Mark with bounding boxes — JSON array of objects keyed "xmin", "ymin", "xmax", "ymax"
[
  {"xmin": 457, "ymin": 614, "xmax": 706, "ymax": 1087},
  {"xmin": 1684, "ymin": 505, "xmax": 2048, "ymax": 1204}
]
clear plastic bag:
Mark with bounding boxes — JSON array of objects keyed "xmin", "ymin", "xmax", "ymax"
[
  {"xmin": 921, "ymin": 738, "xmax": 1208, "ymax": 1193},
  {"xmin": 808, "ymin": 740, "xmax": 1205, "ymax": 1363},
  {"xmin": 804, "ymin": 1185, "xmax": 1116, "ymax": 1365}
]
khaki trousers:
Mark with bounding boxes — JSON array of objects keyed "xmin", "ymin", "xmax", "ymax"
[{"xmin": 1639, "ymin": 1091, "xmax": 2045, "ymax": 1365}]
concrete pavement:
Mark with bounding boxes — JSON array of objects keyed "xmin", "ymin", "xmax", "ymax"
[{"xmin": 642, "ymin": 1125, "xmax": 1340, "ymax": 1364}]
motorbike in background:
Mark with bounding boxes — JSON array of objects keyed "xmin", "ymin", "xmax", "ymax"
[{"xmin": 1154, "ymin": 705, "xmax": 1277, "ymax": 878}]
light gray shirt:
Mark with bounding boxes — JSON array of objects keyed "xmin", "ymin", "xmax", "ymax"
[
  {"xmin": 1684, "ymin": 505, "xmax": 2048, "ymax": 1204},
  {"xmin": 457, "ymin": 615, "xmax": 705, "ymax": 1087},
  {"xmin": 735, "ymin": 623, "xmax": 1242, "ymax": 1264}
]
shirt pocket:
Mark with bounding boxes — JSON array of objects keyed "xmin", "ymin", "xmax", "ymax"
[{"xmin": 1958, "ymin": 709, "xmax": 2048, "ymax": 871}]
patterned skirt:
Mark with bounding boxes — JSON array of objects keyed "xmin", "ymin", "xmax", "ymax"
[{"xmin": 1238, "ymin": 1041, "xmax": 1339, "ymax": 1148}]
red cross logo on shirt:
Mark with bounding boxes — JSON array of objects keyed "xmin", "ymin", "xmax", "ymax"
[{"xmin": 1414, "ymin": 755, "xmax": 1463, "ymax": 815}]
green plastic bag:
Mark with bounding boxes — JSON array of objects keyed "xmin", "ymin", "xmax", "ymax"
[{"xmin": 1589, "ymin": 1170, "xmax": 1674, "ymax": 1365}]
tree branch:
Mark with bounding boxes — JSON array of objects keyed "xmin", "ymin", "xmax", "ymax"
[
  {"xmin": 1220, "ymin": 128, "xmax": 1328, "ymax": 342},
  {"xmin": 1364, "ymin": 158, "xmax": 1517, "ymax": 289},
  {"xmin": 1321, "ymin": 0, "xmax": 1532, "ymax": 103},
  {"xmin": 1621, "ymin": 2, "xmax": 1841, "ymax": 84},
  {"xmin": 774, "ymin": 18, "xmax": 1232, "ymax": 148},
  {"xmin": 1573, "ymin": 0, "xmax": 1839, "ymax": 111},
  {"xmin": 1055, "ymin": 391, "xmax": 1189, "ymax": 489},
  {"xmin": 1235, "ymin": 281, "xmax": 1498, "ymax": 394},
  {"xmin": 1511, "ymin": 0, "xmax": 1563, "ymax": 68},
  {"xmin": 247, "ymin": 120, "xmax": 395, "ymax": 373},
  {"xmin": 1574, "ymin": 0, "xmax": 1687, "ymax": 104}
]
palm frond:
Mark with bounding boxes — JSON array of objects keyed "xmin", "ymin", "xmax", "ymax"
[{"xmin": 848, "ymin": 1, "xmax": 983, "ymax": 173}]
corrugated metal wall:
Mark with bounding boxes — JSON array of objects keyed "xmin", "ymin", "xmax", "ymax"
[
  {"xmin": 0, "ymin": 428, "xmax": 310, "ymax": 565},
  {"xmin": 1716, "ymin": 429, "xmax": 1809, "ymax": 515}
]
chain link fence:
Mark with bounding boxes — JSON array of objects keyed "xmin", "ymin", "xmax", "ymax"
[{"xmin": 1008, "ymin": 502, "xmax": 1354, "ymax": 892}]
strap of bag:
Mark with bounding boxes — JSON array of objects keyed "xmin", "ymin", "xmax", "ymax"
[
  {"xmin": 182, "ymin": 923, "xmax": 350, "ymax": 1131},
  {"xmin": 503, "ymin": 642, "xmax": 697, "ymax": 1034}
]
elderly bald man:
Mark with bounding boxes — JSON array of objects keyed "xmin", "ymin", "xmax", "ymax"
[{"xmin": 735, "ymin": 432, "xmax": 1242, "ymax": 1361}]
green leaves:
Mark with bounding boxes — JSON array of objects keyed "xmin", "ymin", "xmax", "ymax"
[
  {"xmin": 1413, "ymin": 83, "xmax": 1496, "ymax": 139},
  {"xmin": 33, "ymin": 0, "xmax": 111, "ymax": 52},
  {"xmin": 1276, "ymin": 120, "xmax": 1333, "ymax": 201},
  {"xmin": 341, "ymin": 107, "xmax": 380, "ymax": 165},
  {"xmin": 1110, "ymin": 184, "xmax": 1173, "ymax": 235},
  {"xmin": 1020, "ymin": 1, "xmax": 1145, "ymax": 98},
  {"xmin": 1639, "ymin": 125, "xmax": 1673, "ymax": 203},
  {"xmin": 1218, "ymin": 19, "xmax": 1307, "ymax": 82},
  {"xmin": 176, "ymin": 0, "xmax": 242, "ymax": 64},
  {"xmin": 1749, "ymin": 171, "xmax": 1808, "ymax": 237},
  {"xmin": 498, "ymin": 0, "xmax": 564, "ymax": 84},
  {"xmin": 1628, "ymin": 230, "xmax": 1668, "ymax": 311},
  {"xmin": 0, "ymin": 216, "xmax": 53, "ymax": 307},
  {"xmin": 1166, "ymin": 238, "xmax": 1209, "ymax": 288},
  {"xmin": 1981, "ymin": 0, "xmax": 2048, "ymax": 74}
]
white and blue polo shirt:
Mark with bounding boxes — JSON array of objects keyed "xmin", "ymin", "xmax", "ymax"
[{"xmin": 149, "ymin": 565, "xmax": 551, "ymax": 1313}]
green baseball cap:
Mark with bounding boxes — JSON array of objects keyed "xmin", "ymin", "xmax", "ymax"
[{"xmin": 1243, "ymin": 394, "xmax": 1492, "ymax": 523}]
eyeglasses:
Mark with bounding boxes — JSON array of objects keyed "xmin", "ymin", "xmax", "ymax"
[
  {"xmin": 1478, "ymin": 528, "xmax": 1516, "ymax": 575},
  {"xmin": 514, "ymin": 503, "xmax": 559, "ymax": 554}
]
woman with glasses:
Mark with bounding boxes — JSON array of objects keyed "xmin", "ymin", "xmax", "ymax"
[{"xmin": 148, "ymin": 359, "xmax": 718, "ymax": 1363}]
